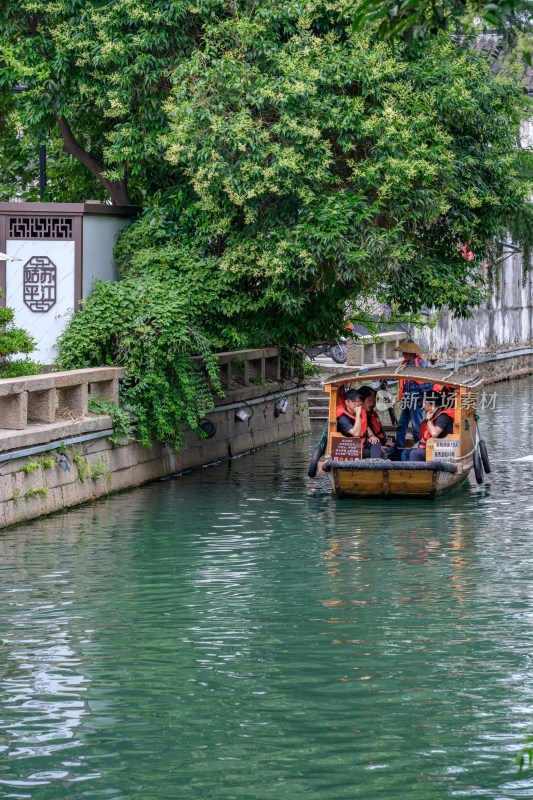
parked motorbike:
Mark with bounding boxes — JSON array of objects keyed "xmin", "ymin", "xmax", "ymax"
[{"xmin": 307, "ymin": 338, "xmax": 347, "ymax": 364}]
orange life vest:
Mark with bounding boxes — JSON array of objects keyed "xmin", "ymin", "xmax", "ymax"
[
  {"xmin": 418, "ymin": 408, "xmax": 455, "ymax": 449},
  {"xmin": 336, "ymin": 401, "xmax": 355, "ymax": 421},
  {"xmin": 336, "ymin": 403, "xmax": 385, "ymax": 443},
  {"xmin": 361, "ymin": 408, "xmax": 386, "ymax": 443}
]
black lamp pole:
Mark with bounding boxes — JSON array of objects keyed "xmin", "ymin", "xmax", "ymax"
[
  {"xmin": 11, "ymin": 85, "xmax": 46, "ymax": 202},
  {"xmin": 39, "ymin": 144, "xmax": 46, "ymax": 201}
]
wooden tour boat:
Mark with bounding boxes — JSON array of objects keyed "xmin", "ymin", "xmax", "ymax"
[{"xmin": 308, "ymin": 365, "xmax": 489, "ymax": 499}]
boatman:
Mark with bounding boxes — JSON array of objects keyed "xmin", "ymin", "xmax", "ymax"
[{"xmin": 393, "ymin": 340, "xmax": 438, "ymax": 449}]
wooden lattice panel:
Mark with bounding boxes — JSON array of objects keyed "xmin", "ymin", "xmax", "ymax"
[{"xmin": 8, "ymin": 216, "xmax": 73, "ymax": 240}]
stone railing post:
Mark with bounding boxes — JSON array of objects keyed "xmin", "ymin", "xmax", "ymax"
[
  {"xmin": 57, "ymin": 383, "xmax": 89, "ymax": 418},
  {"xmin": 89, "ymin": 378, "xmax": 119, "ymax": 404},
  {"xmin": 0, "ymin": 367, "xmax": 125, "ymax": 431}
]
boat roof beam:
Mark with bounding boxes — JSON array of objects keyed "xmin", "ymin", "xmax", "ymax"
[{"xmin": 323, "ymin": 366, "xmax": 483, "ymax": 391}]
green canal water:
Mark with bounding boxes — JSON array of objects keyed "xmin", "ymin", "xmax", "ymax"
[{"xmin": 2, "ymin": 376, "xmax": 533, "ymax": 799}]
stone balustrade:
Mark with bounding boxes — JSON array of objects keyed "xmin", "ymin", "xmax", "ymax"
[
  {"xmin": 346, "ymin": 331, "xmax": 408, "ymax": 367},
  {"xmin": 0, "ymin": 350, "xmax": 284, "ymax": 441},
  {"xmin": 0, "ymin": 367, "xmax": 125, "ymax": 431},
  {"xmin": 216, "ymin": 348, "xmax": 281, "ymax": 389}
]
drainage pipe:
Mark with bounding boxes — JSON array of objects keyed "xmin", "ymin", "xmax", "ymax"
[
  {"xmin": 0, "ymin": 385, "xmax": 312, "ymax": 463},
  {"xmin": 204, "ymin": 385, "xmax": 311, "ymax": 415}
]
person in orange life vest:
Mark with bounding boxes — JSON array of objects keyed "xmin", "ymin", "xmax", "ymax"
[
  {"xmin": 336, "ymin": 389, "xmax": 363, "ymax": 437},
  {"xmin": 358, "ymin": 385, "xmax": 394, "ymax": 459},
  {"xmin": 405, "ymin": 391, "xmax": 455, "ymax": 462},
  {"xmin": 393, "ymin": 339, "xmax": 436, "ymax": 448}
]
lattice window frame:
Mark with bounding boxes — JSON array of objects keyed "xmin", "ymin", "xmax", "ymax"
[{"xmin": 8, "ymin": 216, "xmax": 74, "ymax": 240}]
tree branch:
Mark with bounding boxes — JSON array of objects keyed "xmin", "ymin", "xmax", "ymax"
[{"xmin": 56, "ymin": 115, "xmax": 130, "ymax": 205}]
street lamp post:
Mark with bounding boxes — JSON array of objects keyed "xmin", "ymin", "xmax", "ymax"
[{"xmin": 11, "ymin": 85, "xmax": 46, "ymax": 202}]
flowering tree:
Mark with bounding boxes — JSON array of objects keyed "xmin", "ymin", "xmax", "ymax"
[{"xmin": 2, "ymin": 1, "xmax": 532, "ymax": 442}]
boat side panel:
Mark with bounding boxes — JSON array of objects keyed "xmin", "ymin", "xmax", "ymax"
[{"xmin": 329, "ymin": 468, "xmax": 467, "ymax": 498}]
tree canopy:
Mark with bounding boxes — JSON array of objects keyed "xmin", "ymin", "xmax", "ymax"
[
  {"xmin": 346, "ymin": 0, "xmax": 533, "ymax": 59},
  {"xmin": 2, "ymin": 1, "xmax": 532, "ymax": 443}
]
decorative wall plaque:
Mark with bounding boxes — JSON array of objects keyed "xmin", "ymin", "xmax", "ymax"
[
  {"xmin": 23, "ymin": 256, "xmax": 57, "ymax": 312},
  {"xmin": 331, "ymin": 436, "xmax": 362, "ymax": 461}
]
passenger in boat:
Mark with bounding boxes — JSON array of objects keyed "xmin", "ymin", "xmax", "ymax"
[
  {"xmin": 358, "ymin": 386, "xmax": 393, "ymax": 460},
  {"xmin": 336, "ymin": 389, "xmax": 363, "ymax": 437},
  {"xmin": 393, "ymin": 340, "xmax": 438, "ymax": 450},
  {"xmin": 405, "ymin": 391, "xmax": 455, "ymax": 461}
]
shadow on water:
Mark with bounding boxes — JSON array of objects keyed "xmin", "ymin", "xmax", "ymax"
[{"xmin": 0, "ymin": 377, "xmax": 533, "ymax": 799}]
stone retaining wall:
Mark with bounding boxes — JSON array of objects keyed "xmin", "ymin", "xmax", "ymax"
[
  {"xmin": 449, "ymin": 348, "xmax": 533, "ymax": 385},
  {"xmin": 0, "ymin": 383, "xmax": 309, "ymax": 530}
]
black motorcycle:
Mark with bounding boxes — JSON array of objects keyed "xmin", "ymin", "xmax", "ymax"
[{"xmin": 307, "ymin": 338, "xmax": 347, "ymax": 364}]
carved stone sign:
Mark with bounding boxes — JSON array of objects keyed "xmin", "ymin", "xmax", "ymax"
[
  {"xmin": 23, "ymin": 256, "xmax": 57, "ymax": 312},
  {"xmin": 331, "ymin": 436, "xmax": 362, "ymax": 461}
]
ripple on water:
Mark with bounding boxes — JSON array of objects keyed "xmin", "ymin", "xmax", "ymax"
[{"xmin": 1, "ymin": 378, "xmax": 533, "ymax": 798}]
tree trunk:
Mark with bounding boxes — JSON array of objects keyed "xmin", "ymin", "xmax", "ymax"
[{"xmin": 56, "ymin": 115, "xmax": 131, "ymax": 205}]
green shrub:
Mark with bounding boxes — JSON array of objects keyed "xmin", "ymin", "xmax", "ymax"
[
  {"xmin": 56, "ymin": 252, "xmax": 224, "ymax": 451},
  {"xmin": 71, "ymin": 451, "xmax": 91, "ymax": 483},
  {"xmin": 0, "ymin": 290, "xmax": 41, "ymax": 377},
  {"xmin": 89, "ymin": 457, "xmax": 108, "ymax": 481},
  {"xmin": 88, "ymin": 396, "xmax": 134, "ymax": 446}
]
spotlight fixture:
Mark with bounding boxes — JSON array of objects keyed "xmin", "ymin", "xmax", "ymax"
[
  {"xmin": 198, "ymin": 418, "xmax": 217, "ymax": 439},
  {"xmin": 235, "ymin": 408, "xmax": 251, "ymax": 422},
  {"xmin": 0, "ymin": 252, "xmax": 21, "ymax": 262},
  {"xmin": 274, "ymin": 397, "xmax": 289, "ymax": 417}
]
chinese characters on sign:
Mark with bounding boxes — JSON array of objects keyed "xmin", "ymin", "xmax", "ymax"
[
  {"xmin": 331, "ymin": 437, "xmax": 362, "ymax": 461},
  {"xmin": 23, "ymin": 256, "xmax": 57, "ymax": 312},
  {"xmin": 432, "ymin": 439, "xmax": 460, "ymax": 461}
]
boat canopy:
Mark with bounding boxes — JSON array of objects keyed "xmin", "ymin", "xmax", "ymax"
[{"xmin": 323, "ymin": 366, "xmax": 483, "ymax": 391}]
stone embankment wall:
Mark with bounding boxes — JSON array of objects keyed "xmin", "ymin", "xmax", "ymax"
[{"xmin": 0, "ymin": 350, "xmax": 310, "ymax": 530}]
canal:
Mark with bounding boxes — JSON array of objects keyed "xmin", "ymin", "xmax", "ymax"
[{"xmin": 1, "ymin": 376, "xmax": 533, "ymax": 799}]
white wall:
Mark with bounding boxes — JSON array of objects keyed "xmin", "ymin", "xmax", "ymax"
[
  {"xmin": 5, "ymin": 240, "xmax": 76, "ymax": 366},
  {"xmin": 82, "ymin": 215, "xmax": 130, "ymax": 298},
  {"xmin": 415, "ymin": 253, "xmax": 533, "ymax": 359}
]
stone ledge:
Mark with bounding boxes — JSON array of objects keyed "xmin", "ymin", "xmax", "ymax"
[
  {"xmin": 215, "ymin": 348, "xmax": 278, "ymax": 364},
  {"xmin": 0, "ymin": 414, "xmax": 113, "ymax": 454},
  {"xmin": 46, "ymin": 367, "xmax": 125, "ymax": 388}
]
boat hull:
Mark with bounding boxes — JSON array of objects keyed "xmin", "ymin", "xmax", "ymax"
[{"xmin": 321, "ymin": 460, "xmax": 470, "ymax": 499}]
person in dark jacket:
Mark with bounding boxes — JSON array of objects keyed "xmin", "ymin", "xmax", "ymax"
[
  {"xmin": 336, "ymin": 389, "xmax": 363, "ymax": 437},
  {"xmin": 358, "ymin": 386, "xmax": 394, "ymax": 459},
  {"xmin": 405, "ymin": 392, "xmax": 455, "ymax": 461}
]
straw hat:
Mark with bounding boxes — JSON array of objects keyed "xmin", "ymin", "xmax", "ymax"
[{"xmin": 394, "ymin": 339, "xmax": 424, "ymax": 355}]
